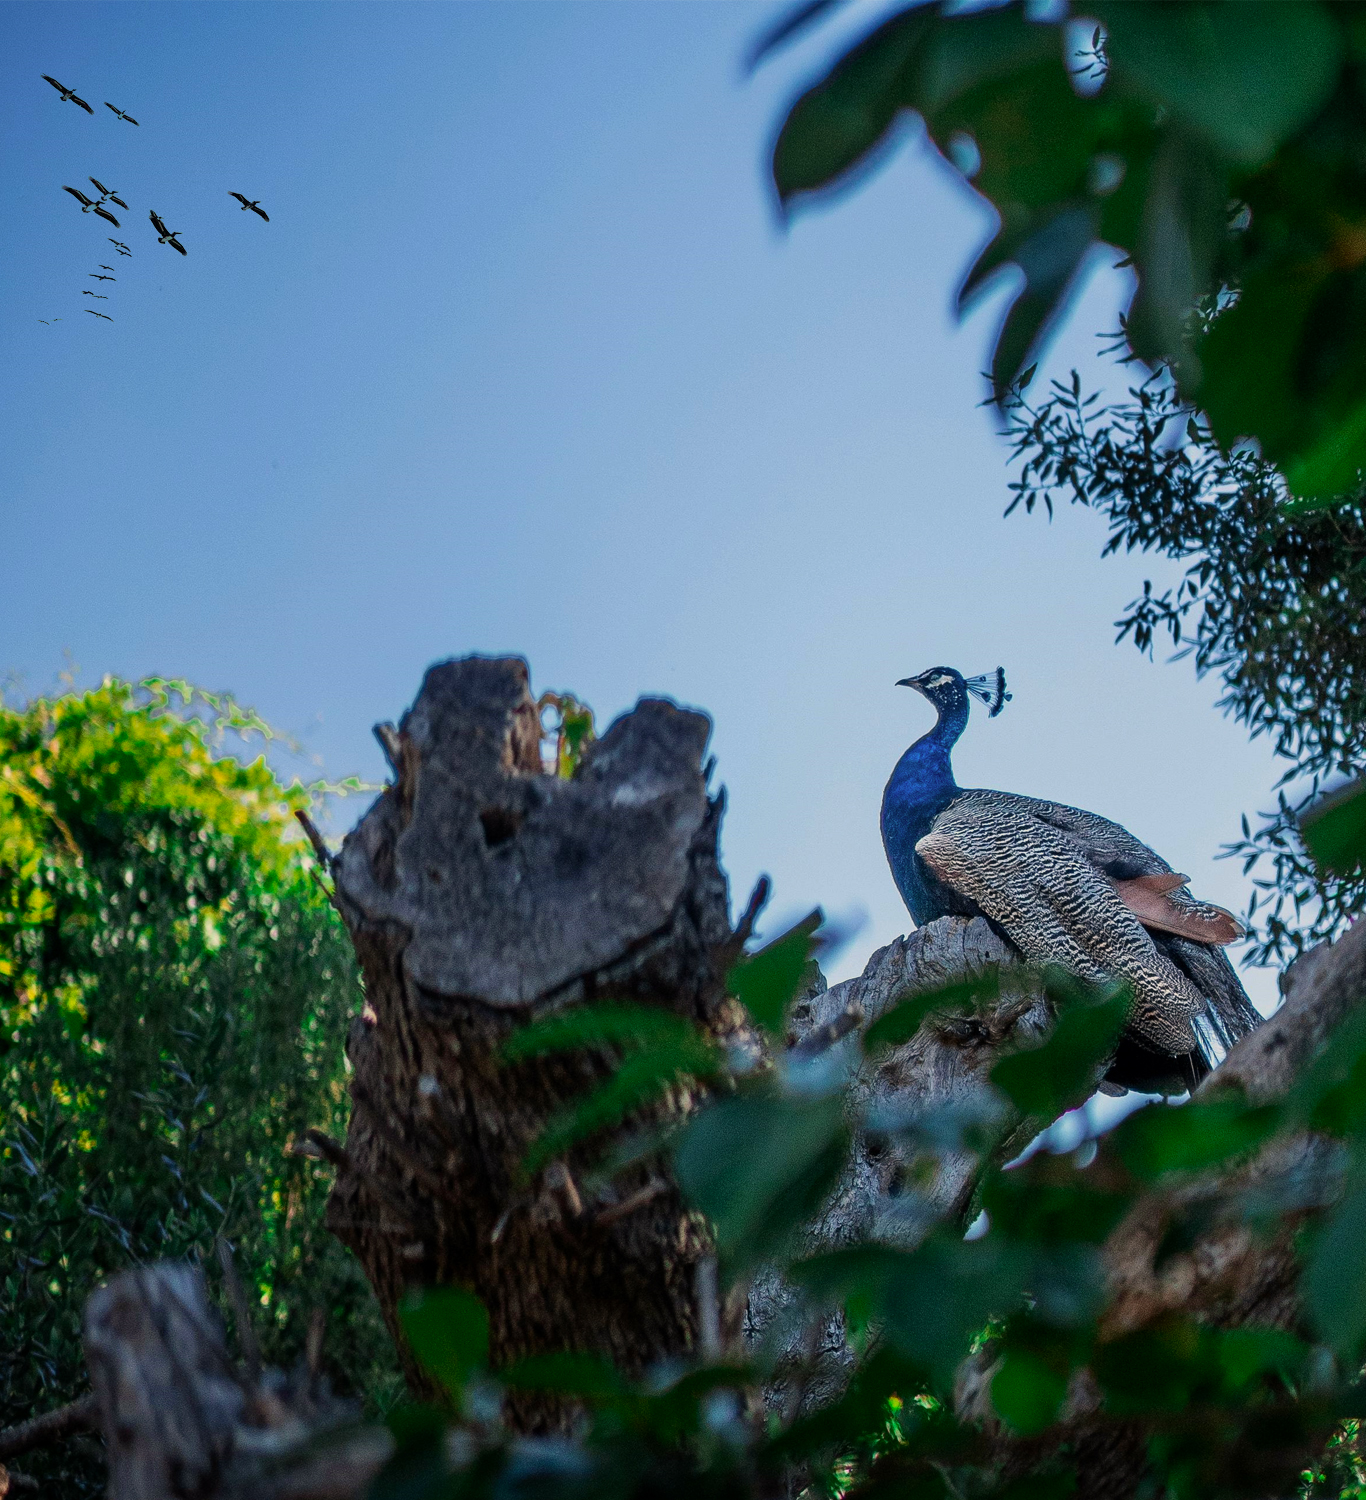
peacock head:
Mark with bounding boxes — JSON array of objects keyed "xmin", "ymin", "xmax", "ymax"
[{"xmin": 896, "ymin": 666, "xmax": 1011, "ymax": 718}]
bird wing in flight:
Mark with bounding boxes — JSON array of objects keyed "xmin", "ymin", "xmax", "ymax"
[
  {"xmin": 42, "ymin": 75, "xmax": 68, "ymax": 93},
  {"xmin": 123, "ymin": 114, "xmax": 139, "ymax": 125},
  {"xmin": 149, "ymin": 210, "xmax": 167, "ymax": 234},
  {"xmin": 916, "ymin": 792, "xmax": 1206, "ymax": 1055},
  {"xmin": 94, "ymin": 206, "xmax": 120, "ymax": 226},
  {"xmin": 168, "ymin": 236, "xmax": 187, "ymax": 255},
  {"xmin": 251, "ymin": 205, "xmax": 270, "ymax": 221},
  {"xmin": 230, "ymin": 192, "xmax": 249, "ymax": 205},
  {"xmin": 64, "ymin": 186, "xmax": 93, "ymax": 205},
  {"xmin": 90, "ymin": 177, "xmax": 109, "ymax": 195},
  {"xmin": 73, "ymin": 95, "xmax": 93, "ymax": 114},
  {"xmin": 109, "ymin": 195, "xmax": 128, "ymax": 210}
]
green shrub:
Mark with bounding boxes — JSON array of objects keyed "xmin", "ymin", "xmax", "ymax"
[{"xmin": 0, "ymin": 678, "xmax": 401, "ymax": 1494}]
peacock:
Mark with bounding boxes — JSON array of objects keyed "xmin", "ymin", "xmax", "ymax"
[{"xmin": 881, "ymin": 666, "xmax": 1263, "ymax": 1093}]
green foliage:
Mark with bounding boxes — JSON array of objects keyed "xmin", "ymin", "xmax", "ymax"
[
  {"xmin": 400, "ymin": 1287, "xmax": 489, "ymax": 1407},
  {"xmin": 0, "ymin": 678, "xmax": 399, "ymax": 1495},
  {"xmin": 764, "ymin": 0, "xmax": 1366, "ymax": 505},
  {"xmin": 726, "ymin": 910, "xmax": 821, "ymax": 1038},
  {"xmin": 861, "ymin": 967, "xmax": 1001, "ymax": 1054},
  {"xmin": 508, "ymin": 1000, "xmax": 724, "ymax": 1176},
  {"xmin": 1111, "ymin": 1093, "xmax": 1279, "ymax": 1182},
  {"xmin": 1302, "ymin": 780, "xmax": 1366, "ymax": 878},
  {"xmin": 390, "ymin": 923, "xmax": 1366, "ymax": 1499},
  {"xmin": 1002, "ymin": 366, "xmax": 1366, "ymax": 964},
  {"xmin": 675, "ymin": 1085, "xmax": 849, "ymax": 1275},
  {"xmin": 988, "ymin": 974, "xmax": 1128, "ymax": 1119},
  {"xmin": 538, "ymin": 691, "xmax": 596, "ymax": 779}
]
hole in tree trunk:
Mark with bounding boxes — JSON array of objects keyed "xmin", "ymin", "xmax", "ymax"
[{"xmin": 479, "ymin": 807, "xmax": 522, "ymax": 848}]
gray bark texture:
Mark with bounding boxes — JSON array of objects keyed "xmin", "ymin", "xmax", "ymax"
[
  {"xmin": 82, "ymin": 1263, "xmax": 387, "ymax": 1500},
  {"xmin": 325, "ymin": 656, "xmax": 747, "ymax": 1428}
]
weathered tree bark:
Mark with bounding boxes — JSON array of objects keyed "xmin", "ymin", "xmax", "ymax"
[
  {"xmin": 325, "ymin": 656, "xmax": 746, "ymax": 1426},
  {"xmin": 82, "ymin": 1264, "xmax": 387, "ymax": 1500}
]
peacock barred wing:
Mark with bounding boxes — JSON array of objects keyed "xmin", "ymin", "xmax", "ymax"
[{"xmin": 915, "ymin": 793, "xmax": 1208, "ymax": 1055}]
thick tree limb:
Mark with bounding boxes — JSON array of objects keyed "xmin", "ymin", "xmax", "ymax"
[{"xmin": 0, "ymin": 1394, "xmax": 96, "ymax": 1460}]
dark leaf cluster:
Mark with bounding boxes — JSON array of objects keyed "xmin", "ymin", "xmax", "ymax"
[{"xmin": 764, "ymin": 0, "xmax": 1366, "ymax": 505}]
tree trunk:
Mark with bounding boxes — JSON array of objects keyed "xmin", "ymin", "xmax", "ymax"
[{"xmin": 325, "ymin": 656, "xmax": 743, "ymax": 1428}]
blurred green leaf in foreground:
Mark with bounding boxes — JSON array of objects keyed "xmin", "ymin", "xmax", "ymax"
[{"xmin": 763, "ymin": 0, "xmax": 1366, "ymax": 508}]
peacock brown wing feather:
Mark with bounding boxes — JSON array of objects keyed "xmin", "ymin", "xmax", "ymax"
[{"xmin": 916, "ymin": 793, "xmax": 1207, "ymax": 1056}]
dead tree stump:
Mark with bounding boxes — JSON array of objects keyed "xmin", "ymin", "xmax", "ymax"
[{"xmin": 326, "ymin": 657, "xmax": 741, "ymax": 1426}]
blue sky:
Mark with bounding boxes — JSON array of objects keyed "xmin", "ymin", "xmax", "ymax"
[{"xmin": 2, "ymin": 1, "xmax": 1283, "ymax": 1006}]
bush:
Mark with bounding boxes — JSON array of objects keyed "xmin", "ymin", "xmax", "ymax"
[{"xmin": 0, "ymin": 678, "xmax": 402, "ymax": 1494}]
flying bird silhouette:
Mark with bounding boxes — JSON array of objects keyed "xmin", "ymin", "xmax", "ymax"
[
  {"xmin": 64, "ymin": 187, "xmax": 119, "ymax": 225},
  {"xmin": 150, "ymin": 210, "xmax": 187, "ymax": 255},
  {"xmin": 108, "ymin": 238, "xmax": 131, "ymax": 256},
  {"xmin": 98, "ymin": 264, "xmax": 115, "ymax": 270},
  {"xmin": 229, "ymin": 192, "xmax": 270, "ymax": 222},
  {"xmin": 82, "ymin": 291, "xmax": 109, "ymax": 299},
  {"xmin": 89, "ymin": 178, "xmax": 129, "ymax": 210},
  {"xmin": 103, "ymin": 102, "xmax": 139, "ymax": 125},
  {"xmin": 881, "ymin": 667, "xmax": 1262, "ymax": 1095},
  {"xmin": 38, "ymin": 319, "xmax": 51, "ymax": 325},
  {"xmin": 42, "ymin": 75, "xmax": 94, "ymax": 113},
  {"xmin": 85, "ymin": 309, "xmax": 112, "ymax": 320},
  {"xmin": 90, "ymin": 273, "xmax": 116, "ymax": 281}
]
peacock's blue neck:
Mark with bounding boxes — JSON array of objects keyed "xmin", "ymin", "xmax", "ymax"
[{"xmin": 880, "ymin": 692, "xmax": 968, "ymax": 924}]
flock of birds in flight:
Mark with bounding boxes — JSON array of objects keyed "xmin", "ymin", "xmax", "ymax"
[{"xmin": 38, "ymin": 73, "xmax": 270, "ymax": 326}]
